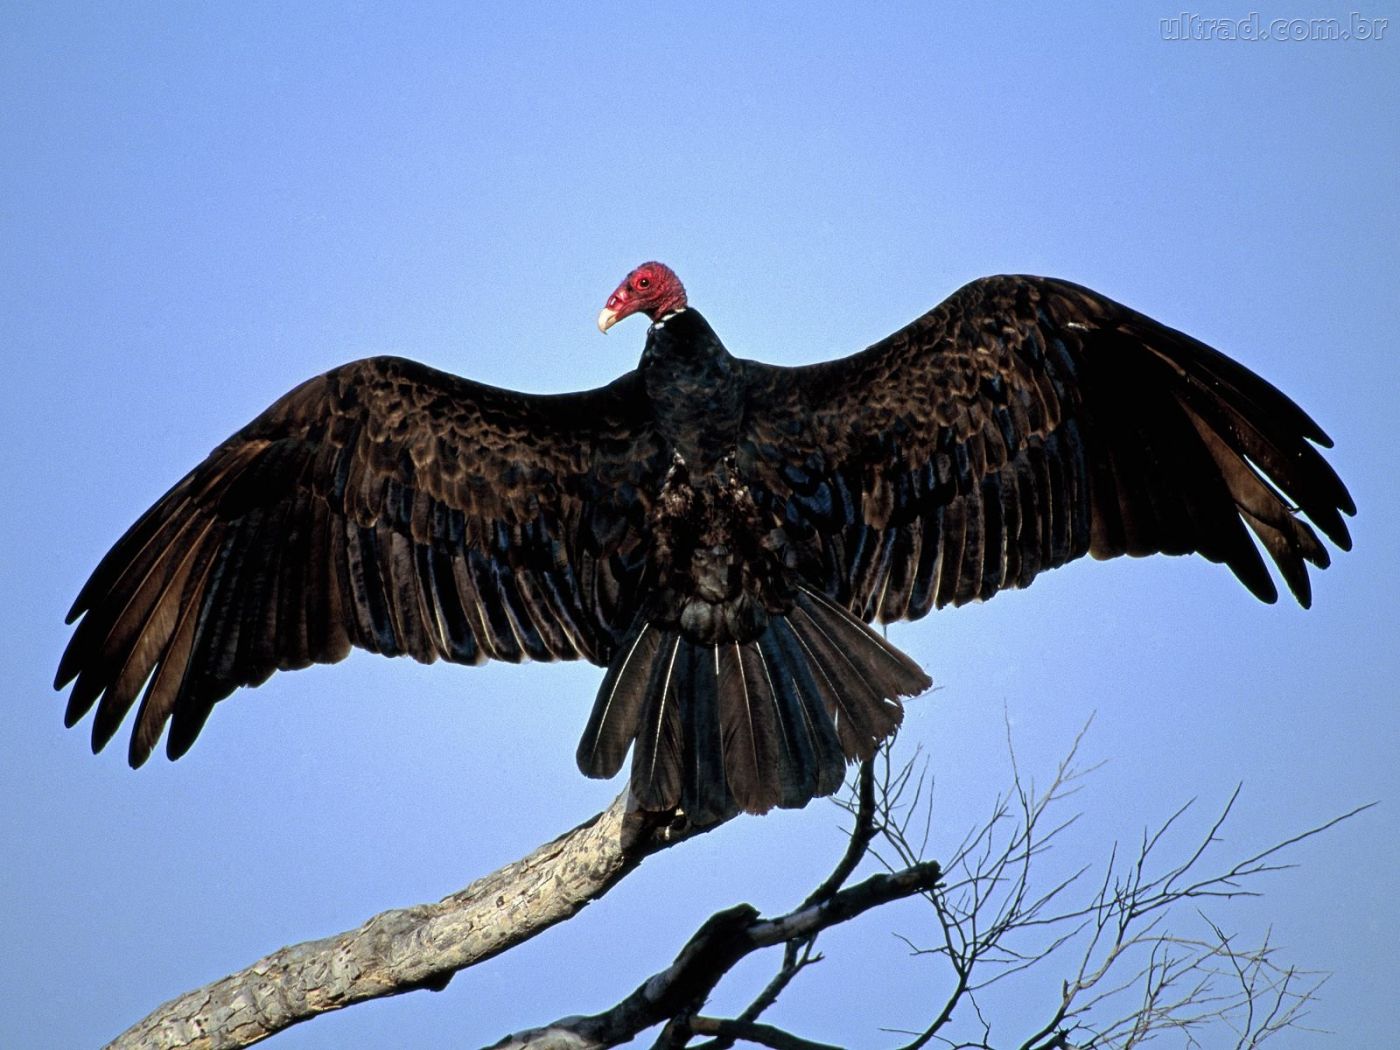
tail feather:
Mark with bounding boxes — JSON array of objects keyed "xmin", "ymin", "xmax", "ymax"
[
  {"xmin": 629, "ymin": 632, "xmax": 684, "ymax": 811},
  {"xmin": 576, "ymin": 623, "xmax": 661, "ymax": 779},
  {"xmin": 786, "ymin": 602, "xmax": 891, "ymax": 759},
  {"xmin": 717, "ymin": 642, "xmax": 783, "ymax": 813},
  {"xmin": 578, "ymin": 594, "xmax": 931, "ymax": 818},
  {"xmin": 795, "ymin": 587, "xmax": 931, "ymax": 700},
  {"xmin": 680, "ymin": 642, "xmax": 730, "ymax": 823},
  {"xmin": 758, "ymin": 622, "xmax": 844, "ymax": 804}
]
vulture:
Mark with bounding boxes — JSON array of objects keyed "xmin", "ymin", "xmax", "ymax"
[{"xmin": 56, "ymin": 263, "xmax": 1355, "ymax": 820}]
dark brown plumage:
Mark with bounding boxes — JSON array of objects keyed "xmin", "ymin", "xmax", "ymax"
[{"xmin": 56, "ymin": 263, "xmax": 1354, "ymax": 818}]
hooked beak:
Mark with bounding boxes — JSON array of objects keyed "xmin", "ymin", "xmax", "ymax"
[{"xmin": 598, "ymin": 286, "xmax": 634, "ymax": 334}]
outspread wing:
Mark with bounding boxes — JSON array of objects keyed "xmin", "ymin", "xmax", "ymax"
[
  {"xmin": 740, "ymin": 275, "xmax": 1355, "ymax": 622},
  {"xmin": 56, "ymin": 356, "xmax": 666, "ymax": 765}
]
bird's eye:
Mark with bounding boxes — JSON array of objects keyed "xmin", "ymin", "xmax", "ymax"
[{"xmin": 636, "ymin": 276, "xmax": 651, "ymax": 290}]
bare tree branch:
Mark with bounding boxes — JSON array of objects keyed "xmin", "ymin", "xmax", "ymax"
[
  {"xmin": 863, "ymin": 727, "xmax": 1372, "ymax": 1050},
  {"xmin": 686, "ymin": 1017, "xmax": 845, "ymax": 1050},
  {"xmin": 686, "ymin": 760, "xmax": 882, "ymax": 1050},
  {"xmin": 105, "ymin": 793, "xmax": 720, "ymax": 1050},
  {"xmin": 803, "ymin": 759, "xmax": 878, "ymax": 908},
  {"xmin": 103, "ymin": 724, "xmax": 1370, "ymax": 1050},
  {"xmin": 488, "ymin": 856, "xmax": 943, "ymax": 1050}
]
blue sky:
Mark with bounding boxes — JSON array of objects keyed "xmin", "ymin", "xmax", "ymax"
[{"xmin": 2, "ymin": 3, "xmax": 1396, "ymax": 1047}]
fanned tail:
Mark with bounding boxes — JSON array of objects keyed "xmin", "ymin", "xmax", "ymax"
[{"xmin": 576, "ymin": 588, "xmax": 931, "ymax": 819}]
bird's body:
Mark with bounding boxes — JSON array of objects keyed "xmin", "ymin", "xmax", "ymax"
[
  {"xmin": 56, "ymin": 263, "xmax": 1355, "ymax": 819},
  {"xmin": 585, "ymin": 305, "xmax": 924, "ymax": 817},
  {"xmin": 642, "ymin": 309, "xmax": 743, "ymax": 470}
]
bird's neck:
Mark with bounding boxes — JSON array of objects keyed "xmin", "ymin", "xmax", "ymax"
[{"xmin": 640, "ymin": 308, "xmax": 744, "ymax": 473}]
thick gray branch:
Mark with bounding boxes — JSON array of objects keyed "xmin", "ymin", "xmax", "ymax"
[{"xmin": 107, "ymin": 793, "xmax": 710, "ymax": 1050}]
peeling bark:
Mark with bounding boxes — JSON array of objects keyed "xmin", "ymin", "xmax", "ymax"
[{"xmin": 106, "ymin": 794, "xmax": 711, "ymax": 1050}]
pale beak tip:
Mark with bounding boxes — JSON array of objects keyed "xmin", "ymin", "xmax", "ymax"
[{"xmin": 597, "ymin": 307, "xmax": 619, "ymax": 334}]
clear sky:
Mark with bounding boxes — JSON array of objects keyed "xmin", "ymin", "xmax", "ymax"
[{"xmin": 2, "ymin": 3, "xmax": 1396, "ymax": 1047}]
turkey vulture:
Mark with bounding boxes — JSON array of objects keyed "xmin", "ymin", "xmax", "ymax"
[{"xmin": 56, "ymin": 263, "xmax": 1354, "ymax": 819}]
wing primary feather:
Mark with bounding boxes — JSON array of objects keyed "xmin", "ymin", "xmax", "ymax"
[
  {"xmin": 88, "ymin": 518, "xmax": 217, "ymax": 751},
  {"xmin": 56, "ymin": 506, "xmax": 212, "ymax": 692},
  {"xmin": 128, "ymin": 536, "xmax": 222, "ymax": 766}
]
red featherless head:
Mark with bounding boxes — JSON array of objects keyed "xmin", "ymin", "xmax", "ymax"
[{"xmin": 597, "ymin": 262, "xmax": 687, "ymax": 332}]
